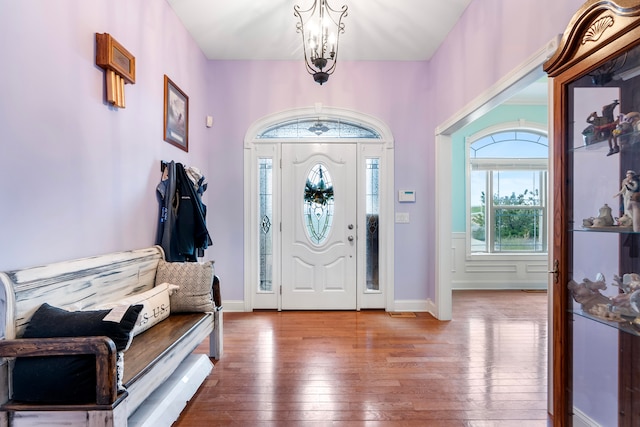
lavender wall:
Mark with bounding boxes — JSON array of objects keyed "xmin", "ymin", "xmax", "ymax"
[
  {"xmin": 0, "ymin": 1, "xmax": 213, "ymax": 269},
  {"xmin": 205, "ymin": 0, "xmax": 585, "ymax": 302},
  {"xmin": 206, "ymin": 60, "xmax": 429, "ymax": 301},
  {"xmin": 0, "ymin": 0, "xmax": 587, "ymax": 306}
]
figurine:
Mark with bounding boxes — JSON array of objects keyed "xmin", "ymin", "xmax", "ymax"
[
  {"xmin": 582, "ymin": 99, "xmax": 619, "ymax": 152},
  {"xmin": 617, "ymin": 213, "xmax": 633, "ymax": 228},
  {"xmin": 614, "ymin": 170, "xmax": 640, "ymax": 218},
  {"xmin": 612, "ymin": 111, "xmax": 640, "ymax": 147},
  {"xmin": 583, "ymin": 203, "xmax": 614, "ymax": 227},
  {"xmin": 568, "ymin": 274, "xmax": 610, "ymax": 311},
  {"xmin": 612, "ymin": 274, "xmax": 640, "ymax": 316},
  {"xmin": 570, "ymin": 274, "xmax": 638, "ymax": 321}
]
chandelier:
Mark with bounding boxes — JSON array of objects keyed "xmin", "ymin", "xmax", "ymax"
[{"xmin": 294, "ymin": 0, "xmax": 348, "ymax": 85}]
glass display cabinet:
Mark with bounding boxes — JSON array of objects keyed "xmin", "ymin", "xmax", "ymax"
[{"xmin": 544, "ymin": 1, "xmax": 640, "ymax": 425}]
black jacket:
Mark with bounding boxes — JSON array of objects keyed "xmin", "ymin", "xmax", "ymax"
[{"xmin": 156, "ymin": 161, "xmax": 212, "ymax": 261}]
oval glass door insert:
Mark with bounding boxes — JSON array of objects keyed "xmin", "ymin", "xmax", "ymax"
[{"xmin": 304, "ymin": 163, "xmax": 335, "ymax": 245}]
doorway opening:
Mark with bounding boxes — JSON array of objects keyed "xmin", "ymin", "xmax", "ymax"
[
  {"xmin": 244, "ymin": 105, "xmax": 394, "ymax": 311},
  {"xmin": 434, "ymin": 38, "xmax": 559, "ymax": 321}
]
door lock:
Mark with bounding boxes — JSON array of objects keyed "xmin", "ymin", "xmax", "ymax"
[{"xmin": 348, "ymin": 224, "xmax": 354, "ymax": 229}]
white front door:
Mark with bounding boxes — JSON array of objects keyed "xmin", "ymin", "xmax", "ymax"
[{"xmin": 281, "ymin": 143, "xmax": 357, "ymax": 309}]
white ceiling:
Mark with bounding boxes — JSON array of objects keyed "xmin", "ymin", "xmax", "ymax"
[
  {"xmin": 166, "ymin": 0, "xmax": 474, "ymax": 61},
  {"xmin": 166, "ymin": 0, "xmax": 547, "ymax": 104}
]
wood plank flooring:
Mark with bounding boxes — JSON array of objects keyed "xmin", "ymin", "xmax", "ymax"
[{"xmin": 174, "ymin": 290, "xmax": 549, "ymax": 426}]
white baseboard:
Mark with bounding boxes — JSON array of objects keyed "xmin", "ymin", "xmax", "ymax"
[
  {"xmin": 393, "ymin": 299, "xmax": 437, "ymax": 317},
  {"xmin": 219, "ymin": 300, "xmax": 245, "ymax": 312}
]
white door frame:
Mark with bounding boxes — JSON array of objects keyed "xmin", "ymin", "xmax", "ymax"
[
  {"xmin": 434, "ymin": 36, "xmax": 559, "ymax": 416},
  {"xmin": 434, "ymin": 36, "xmax": 560, "ymax": 321},
  {"xmin": 243, "ymin": 104, "xmax": 395, "ymax": 311}
]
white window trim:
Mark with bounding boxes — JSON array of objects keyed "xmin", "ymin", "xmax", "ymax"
[{"xmin": 465, "ymin": 120, "xmax": 549, "ymax": 260}]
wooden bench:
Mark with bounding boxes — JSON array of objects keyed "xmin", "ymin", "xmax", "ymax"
[{"xmin": 0, "ymin": 246, "xmax": 222, "ymax": 427}]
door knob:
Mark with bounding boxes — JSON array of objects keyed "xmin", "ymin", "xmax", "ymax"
[{"xmin": 348, "ymin": 235, "xmax": 354, "ymax": 242}]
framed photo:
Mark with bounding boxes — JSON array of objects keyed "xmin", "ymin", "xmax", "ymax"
[{"xmin": 163, "ymin": 75, "xmax": 189, "ymax": 152}]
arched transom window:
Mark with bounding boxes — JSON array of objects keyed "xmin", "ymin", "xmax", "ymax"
[{"xmin": 257, "ymin": 118, "xmax": 381, "ymax": 139}]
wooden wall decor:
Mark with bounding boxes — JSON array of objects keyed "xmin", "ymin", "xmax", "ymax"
[{"xmin": 95, "ymin": 33, "xmax": 136, "ymax": 108}]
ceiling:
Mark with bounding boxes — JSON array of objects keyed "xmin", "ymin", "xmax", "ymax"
[
  {"xmin": 166, "ymin": 0, "xmax": 474, "ymax": 61},
  {"xmin": 166, "ymin": 0, "xmax": 547, "ymax": 104}
]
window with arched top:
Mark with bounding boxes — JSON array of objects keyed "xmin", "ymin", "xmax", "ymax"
[
  {"xmin": 246, "ymin": 105, "xmax": 394, "ymax": 310},
  {"xmin": 257, "ymin": 118, "xmax": 381, "ymax": 139},
  {"xmin": 468, "ymin": 129, "xmax": 549, "ymax": 254}
]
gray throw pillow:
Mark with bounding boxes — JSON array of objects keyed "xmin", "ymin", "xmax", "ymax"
[{"xmin": 155, "ymin": 260, "xmax": 215, "ymax": 312}]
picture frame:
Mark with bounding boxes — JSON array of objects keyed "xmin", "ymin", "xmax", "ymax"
[{"xmin": 163, "ymin": 75, "xmax": 189, "ymax": 152}]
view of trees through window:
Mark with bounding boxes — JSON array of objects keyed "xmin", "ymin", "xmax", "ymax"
[{"xmin": 469, "ymin": 130, "xmax": 548, "ymax": 253}]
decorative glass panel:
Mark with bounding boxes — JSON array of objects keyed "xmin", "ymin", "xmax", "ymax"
[
  {"xmin": 366, "ymin": 159, "xmax": 380, "ymax": 291},
  {"xmin": 470, "ymin": 131, "xmax": 548, "ymax": 159},
  {"xmin": 259, "ymin": 159, "xmax": 273, "ymax": 292},
  {"xmin": 258, "ymin": 119, "xmax": 380, "ymax": 139},
  {"xmin": 304, "ymin": 164, "xmax": 334, "ymax": 245}
]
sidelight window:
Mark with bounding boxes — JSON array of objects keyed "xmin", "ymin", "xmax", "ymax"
[{"xmin": 259, "ymin": 158, "xmax": 273, "ymax": 292}]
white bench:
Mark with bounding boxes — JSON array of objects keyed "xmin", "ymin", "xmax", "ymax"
[{"xmin": 0, "ymin": 246, "xmax": 222, "ymax": 427}]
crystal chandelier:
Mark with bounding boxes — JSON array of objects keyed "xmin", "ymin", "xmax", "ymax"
[{"xmin": 294, "ymin": 0, "xmax": 348, "ymax": 85}]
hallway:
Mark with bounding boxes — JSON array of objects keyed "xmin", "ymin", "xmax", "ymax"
[{"xmin": 175, "ymin": 290, "xmax": 548, "ymax": 426}]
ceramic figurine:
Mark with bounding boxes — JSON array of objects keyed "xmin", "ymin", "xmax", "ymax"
[
  {"xmin": 617, "ymin": 213, "xmax": 633, "ymax": 228},
  {"xmin": 612, "ymin": 111, "xmax": 640, "ymax": 147},
  {"xmin": 591, "ymin": 203, "xmax": 615, "ymax": 227},
  {"xmin": 613, "ymin": 170, "xmax": 640, "ymax": 218},
  {"xmin": 567, "ymin": 273, "xmax": 610, "ymax": 311},
  {"xmin": 582, "ymin": 99, "xmax": 619, "ymax": 152}
]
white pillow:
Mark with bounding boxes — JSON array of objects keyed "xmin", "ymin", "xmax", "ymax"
[{"xmin": 96, "ymin": 283, "xmax": 179, "ymax": 338}]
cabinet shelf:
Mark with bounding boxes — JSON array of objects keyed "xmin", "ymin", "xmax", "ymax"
[
  {"xmin": 570, "ymin": 130, "xmax": 640, "ymax": 153},
  {"xmin": 572, "ymin": 226, "xmax": 636, "ymax": 234},
  {"xmin": 571, "ymin": 308, "xmax": 640, "ymax": 337}
]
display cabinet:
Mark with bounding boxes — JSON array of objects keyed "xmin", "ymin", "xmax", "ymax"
[{"xmin": 544, "ymin": 1, "xmax": 640, "ymax": 425}]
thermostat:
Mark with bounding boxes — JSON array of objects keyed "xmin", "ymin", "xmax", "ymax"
[{"xmin": 398, "ymin": 190, "xmax": 415, "ymax": 203}]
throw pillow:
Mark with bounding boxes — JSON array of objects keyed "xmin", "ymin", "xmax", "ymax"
[
  {"xmin": 155, "ymin": 259, "xmax": 215, "ymax": 312},
  {"xmin": 95, "ymin": 283, "xmax": 179, "ymax": 337},
  {"xmin": 11, "ymin": 303, "xmax": 142, "ymax": 404}
]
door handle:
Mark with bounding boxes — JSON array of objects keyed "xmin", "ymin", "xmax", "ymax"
[{"xmin": 348, "ymin": 235, "xmax": 354, "ymax": 242}]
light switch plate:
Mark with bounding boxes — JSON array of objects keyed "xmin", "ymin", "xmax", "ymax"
[{"xmin": 395, "ymin": 212, "xmax": 410, "ymax": 223}]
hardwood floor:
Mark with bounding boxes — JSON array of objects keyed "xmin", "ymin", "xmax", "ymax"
[{"xmin": 174, "ymin": 290, "xmax": 549, "ymax": 426}]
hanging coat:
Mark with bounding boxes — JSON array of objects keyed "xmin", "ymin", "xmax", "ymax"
[{"xmin": 156, "ymin": 161, "xmax": 212, "ymax": 261}]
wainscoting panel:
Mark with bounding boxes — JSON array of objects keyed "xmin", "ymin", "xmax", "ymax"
[{"xmin": 451, "ymin": 232, "xmax": 548, "ymax": 290}]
